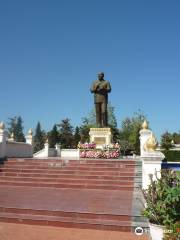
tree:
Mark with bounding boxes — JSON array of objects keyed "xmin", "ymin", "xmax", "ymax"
[
  {"xmin": 107, "ymin": 103, "xmax": 118, "ymax": 129},
  {"xmin": 119, "ymin": 110, "xmax": 147, "ymax": 155},
  {"xmin": 57, "ymin": 118, "xmax": 74, "ymax": 148},
  {"xmin": 7, "ymin": 116, "xmax": 25, "ymax": 142},
  {"xmin": 47, "ymin": 125, "xmax": 60, "ymax": 148},
  {"xmin": 33, "ymin": 122, "xmax": 45, "ymax": 153},
  {"xmin": 87, "ymin": 102, "xmax": 118, "ymax": 128},
  {"xmin": 172, "ymin": 132, "xmax": 180, "ymax": 144},
  {"xmin": 107, "ymin": 103, "xmax": 120, "ymax": 142},
  {"xmin": 73, "ymin": 126, "xmax": 81, "ymax": 147},
  {"xmin": 119, "ymin": 140, "xmax": 134, "ymax": 156},
  {"xmin": 81, "ymin": 102, "xmax": 119, "ymax": 142},
  {"xmin": 79, "ymin": 117, "xmax": 94, "ymax": 143},
  {"xmin": 161, "ymin": 131, "xmax": 173, "ymax": 150}
]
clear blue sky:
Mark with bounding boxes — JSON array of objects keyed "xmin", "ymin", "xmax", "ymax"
[{"xmin": 0, "ymin": 0, "xmax": 179, "ymax": 139}]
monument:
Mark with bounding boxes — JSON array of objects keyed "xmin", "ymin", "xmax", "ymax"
[{"xmin": 89, "ymin": 72, "xmax": 112, "ymax": 148}]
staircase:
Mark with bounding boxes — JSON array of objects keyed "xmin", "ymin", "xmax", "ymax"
[{"xmin": 0, "ymin": 158, "xmax": 149, "ymax": 233}]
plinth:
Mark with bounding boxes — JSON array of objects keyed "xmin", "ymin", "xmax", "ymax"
[{"xmin": 89, "ymin": 128, "xmax": 112, "ymax": 149}]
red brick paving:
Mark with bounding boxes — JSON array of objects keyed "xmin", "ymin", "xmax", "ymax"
[
  {"xmin": 0, "ymin": 186, "xmax": 133, "ymax": 215},
  {"xmin": 0, "ymin": 222, "xmax": 150, "ymax": 240},
  {"xmin": 0, "ymin": 158, "xmax": 146, "ymax": 234}
]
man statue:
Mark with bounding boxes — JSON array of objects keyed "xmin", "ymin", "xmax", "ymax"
[{"xmin": 90, "ymin": 72, "xmax": 111, "ymax": 127}]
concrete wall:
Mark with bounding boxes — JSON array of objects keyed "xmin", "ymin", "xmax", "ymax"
[
  {"xmin": 61, "ymin": 149, "xmax": 80, "ymax": 158},
  {"xmin": 6, "ymin": 142, "xmax": 33, "ymax": 158},
  {"xmin": 0, "ymin": 125, "xmax": 33, "ymax": 158},
  {"xmin": 33, "ymin": 147, "xmax": 57, "ymax": 158},
  {"xmin": 0, "ymin": 143, "xmax": 4, "ymax": 158}
]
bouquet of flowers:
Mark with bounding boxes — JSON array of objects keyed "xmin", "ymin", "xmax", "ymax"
[
  {"xmin": 77, "ymin": 142, "xmax": 96, "ymax": 149},
  {"xmin": 80, "ymin": 149, "xmax": 120, "ymax": 159}
]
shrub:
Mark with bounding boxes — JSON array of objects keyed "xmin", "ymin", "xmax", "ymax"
[
  {"xmin": 143, "ymin": 170, "xmax": 180, "ymax": 226},
  {"xmin": 163, "ymin": 150, "xmax": 180, "ymax": 162}
]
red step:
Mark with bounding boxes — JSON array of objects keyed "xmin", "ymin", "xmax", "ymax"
[
  {"xmin": 0, "ymin": 180, "xmax": 134, "ymax": 190},
  {"xmin": 0, "ymin": 212, "xmax": 132, "ymax": 232},
  {"xmin": 0, "ymin": 172, "xmax": 138, "ymax": 180},
  {"xmin": 0, "ymin": 158, "xmax": 142, "ymax": 232},
  {"xmin": 0, "ymin": 176, "xmax": 134, "ymax": 185},
  {"xmin": 0, "ymin": 207, "xmax": 130, "ymax": 221}
]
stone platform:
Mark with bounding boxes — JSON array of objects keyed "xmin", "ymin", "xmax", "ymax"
[
  {"xmin": 0, "ymin": 222, "xmax": 150, "ymax": 240},
  {"xmin": 89, "ymin": 128, "xmax": 112, "ymax": 148},
  {"xmin": 0, "ymin": 158, "xmax": 149, "ymax": 236}
]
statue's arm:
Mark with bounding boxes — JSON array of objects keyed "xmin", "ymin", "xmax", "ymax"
[
  {"xmin": 106, "ymin": 81, "xmax": 111, "ymax": 93},
  {"xmin": 90, "ymin": 82, "xmax": 98, "ymax": 93}
]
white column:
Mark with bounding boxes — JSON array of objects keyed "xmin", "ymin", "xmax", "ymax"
[
  {"xmin": 26, "ymin": 129, "xmax": 33, "ymax": 145},
  {"xmin": 139, "ymin": 120, "xmax": 165, "ymax": 189},
  {"xmin": 0, "ymin": 122, "xmax": 7, "ymax": 158},
  {"xmin": 142, "ymin": 155, "xmax": 164, "ymax": 189},
  {"xmin": 139, "ymin": 128, "xmax": 152, "ymax": 156},
  {"xmin": 44, "ymin": 141, "xmax": 49, "ymax": 157},
  {"xmin": 55, "ymin": 144, "xmax": 61, "ymax": 157}
]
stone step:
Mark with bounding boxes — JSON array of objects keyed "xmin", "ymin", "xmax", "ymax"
[
  {"xmin": 0, "ymin": 180, "xmax": 135, "ymax": 190},
  {"xmin": 7, "ymin": 158, "xmax": 140, "ymax": 165},
  {"xmin": 0, "ymin": 207, "xmax": 130, "ymax": 221},
  {"xmin": 0, "ymin": 158, "xmax": 145, "ymax": 233},
  {"xmin": 0, "ymin": 176, "xmax": 135, "ymax": 185},
  {"xmin": 68, "ymin": 159, "xmax": 138, "ymax": 164},
  {"xmin": 0, "ymin": 168, "xmax": 137, "ymax": 175},
  {"xmin": 0, "ymin": 172, "xmax": 141, "ymax": 180},
  {"xmin": 0, "ymin": 211, "xmax": 133, "ymax": 232},
  {"xmin": 6, "ymin": 158, "xmax": 63, "ymax": 163},
  {"xmin": 4, "ymin": 162, "xmax": 138, "ymax": 168},
  {"xmin": 1, "ymin": 165, "xmax": 136, "ymax": 171}
]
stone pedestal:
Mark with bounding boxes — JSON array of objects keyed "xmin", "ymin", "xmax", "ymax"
[
  {"xmin": 139, "ymin": 128, "xmax": 152, "ymax": 156},
  {"xmin": 141, "ymin": 152, "xmax": 165, "ymax": 189},
  {"xmin": 139, "ymin": 122, "xmax": 165, "ymax": 189},
  {"xmin": 89, "ymin": 128, "xmax": 112, "ymax": 149}
]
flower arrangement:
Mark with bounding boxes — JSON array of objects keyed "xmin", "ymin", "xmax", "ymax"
[
  {"xmin": 78, "ymin": 142, "xmax": 120, "ymax": 159},
  {"xmin": 77, "ymin": 142, "xmax": 96, "ymax": 149},
  {"xmin": 80, "ymin": 149, "xmax": 120, "ymax": 159}
]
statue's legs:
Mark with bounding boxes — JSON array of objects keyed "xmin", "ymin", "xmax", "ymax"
[
  {"xmin": 101, "ymin": 102, "xmax": 108, "ymax": 127},
  {"xmin": 95, "ymin": 103, "xmax": 102, "ymax": 127}
]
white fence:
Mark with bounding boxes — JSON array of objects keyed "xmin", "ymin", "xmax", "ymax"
[{"xmin": 0, "ymin": 124, "xmax": 33, "ymax": 158}]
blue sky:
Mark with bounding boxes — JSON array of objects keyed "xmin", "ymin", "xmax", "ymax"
[{"xmin": 0, "ymin": 0, "xmax": 179, "ymax": 139}]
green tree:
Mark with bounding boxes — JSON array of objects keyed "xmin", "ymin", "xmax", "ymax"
[
  {"xmin": 47, "ymin": 125, "xmax": 60, "ymax": 148},
  {"xmin": 33, "ymin": 122, "xmax": 45, "ymax": 153},
  {"xmin": 57, "ymin": 118, "xmax": 74, "ymax": 148},
  {"xmin": 87, "ymin": 102, "xmax": 118, "ymax": 127},
  {"xmin": 119, "ymin": 110, "xmax": 147, "ymax": 155},
  {"xmin": 161, "ymin": 131, "xmax": 173, "ymax": 150},
  {"xmin": 119, "ymin": 140, "xmax": 134, "ymax": 156},
  {"xmin": 73, "ymin": 126, "xmax": 81, "ymax": 147},
  {"xmin": 7, "ymin": 116, "xmax": 25, "ymax": 142},
  {"xmin": 172, "ymin": 132, "xmax": 180, "ymax": 144},
  {"xmin": 107, "ymin": 104, "xmax": 120, "ymax": 142},
  {"xmin": 81, "ymin": 103, "xmax": 119, "ymax": 142},
  {"xmin": 79, "ymin": 117, "xmax": 94, "ymax": 143}
]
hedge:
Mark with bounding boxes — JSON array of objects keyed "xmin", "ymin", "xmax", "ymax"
[{"xmin": 163, "ymin": 150, "xmax": 180, "ymax": 162}]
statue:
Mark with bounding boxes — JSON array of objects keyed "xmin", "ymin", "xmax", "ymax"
[{"xmin": 90, "ymin": 72, "xmax": 111, "ymax": 127}]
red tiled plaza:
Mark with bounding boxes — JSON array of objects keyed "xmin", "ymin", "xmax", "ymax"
[{"xmin": 0, "ymin": 158, "xmax": 150, "ymax": 239}]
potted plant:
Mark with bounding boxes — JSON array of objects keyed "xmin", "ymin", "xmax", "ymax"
[{"xmin": 143, "ymin": 169, "xmax": 180, "ymax": 240}]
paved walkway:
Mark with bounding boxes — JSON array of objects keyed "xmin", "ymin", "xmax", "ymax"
[
  {"xmin": 0, "ymin": 186, "xmax": 133, "ymax": 215},
  {"xmin": 0, "ymin": 222, "xmax": 149, "ymax": 240}
]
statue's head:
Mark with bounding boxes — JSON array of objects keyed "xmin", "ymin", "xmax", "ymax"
[{"xmin": 97, "ymin": 72, "xmax": 104, "ymax": 80}]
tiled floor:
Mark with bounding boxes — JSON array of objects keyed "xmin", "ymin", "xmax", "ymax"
[
  {"xmin": 0, "ymin": 222, "xmax": 150, "ymax": 240},
  {"xmin": 0, "ymin": 158, "xmax": 147, "ymax": 236},
  {"xmin": 0, "ymin": 186, "xmax": 133, "ymax": 215}
]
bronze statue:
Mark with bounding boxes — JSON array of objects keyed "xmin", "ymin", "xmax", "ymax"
[{"xmin": 90, "ymin": 72, "xmax": 111, "ymax": 127}]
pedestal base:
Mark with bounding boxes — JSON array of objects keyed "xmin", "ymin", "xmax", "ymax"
[{"xmin": 89, "ymin": 128, "xmax": 112, "ymax": 149}]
